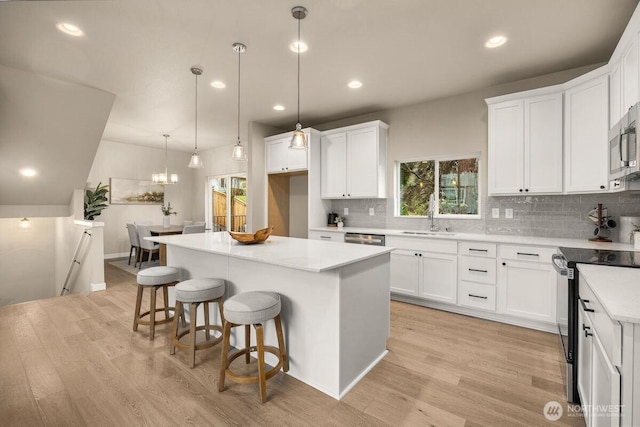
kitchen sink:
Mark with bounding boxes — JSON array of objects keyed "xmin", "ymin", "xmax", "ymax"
[{"xmin": 401, "ymin": 231, "xmax": 456, "ymax": 236}]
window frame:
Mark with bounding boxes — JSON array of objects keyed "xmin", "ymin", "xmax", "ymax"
[{"xmin": 394, "ymin": 153, "xmax": 481, "ymax": 219}]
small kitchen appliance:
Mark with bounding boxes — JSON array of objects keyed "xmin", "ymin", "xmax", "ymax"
[
  {"xmin": 327, "ymin": 212, "xmax": 339, "ymax": 227},
  {"xmin": 609, "ymin": 102, "xmax": 640, "ymax": 182}
]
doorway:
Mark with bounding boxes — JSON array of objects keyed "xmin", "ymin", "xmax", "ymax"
[{"xmin": 206, "ymin": 174, "xmax": 247, "ymax": 232}]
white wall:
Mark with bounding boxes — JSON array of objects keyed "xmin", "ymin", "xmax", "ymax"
[
  {"xmin": 87, "ymin": 140, "xmax": 196, "ymax": 257},
  {"xmin": 289, "ymin": 174, "xmax": 308, "ymax": 238}
]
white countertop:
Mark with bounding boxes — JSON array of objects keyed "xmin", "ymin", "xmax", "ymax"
[
  {"xmin": 146, "ymin": 232, "xmax": 393, "ymax": 273},
  {"xmin": 578, "ymin": 263, "xmax": 640, "ymax": 324},
  {"xmin": 310, "ymin": 226, "xmax": 635, "ymax": 251}
]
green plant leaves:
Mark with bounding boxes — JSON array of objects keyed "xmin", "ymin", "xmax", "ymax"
[{"xmin": 84, "ymin": 182, "xmax": 109, "ymax": 220}]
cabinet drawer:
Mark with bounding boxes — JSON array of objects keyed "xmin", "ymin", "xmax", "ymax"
[
  {"xmin": 459, "ymin": 281, "xmax": 496, "ymax": 311},
  {"xmin": 459, "ymin": 256, "xmax": 497, "ymax": 284},
  {"xmin": 498, "ymin": 244, "xmax": 556, "ymax": 263},
  {"xmin": 386, "ymin": 236, "xmax": 457, "ymax": 254},
  {"xmin": 308, "ymin": 230, "xmax": 344, "ymax": 242},
  {"xmin": 579, "ymin": 279, "xmax": 622, "ymax": 366},
  {"xmin": 458, "ymin": 241, "xmax": 497, "ymax": 258}
]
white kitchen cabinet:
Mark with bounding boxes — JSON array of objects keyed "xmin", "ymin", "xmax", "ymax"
[
  {"xmin": 387, "ymin": 236, "xmax": 457, "ymax": 304},
  {"xmin": 307, "ymin": 229, "xmax": 344, "ymax": 243},
  {"xmin": 320, "ymin": 121, "xmax": 388, "ymax": 199},
  {"xmin": 265, "ymin": 135, "xmax": 308, "ymax": 174},
  {"xmin": 610, "ymin": 62, "xmax": 622, "ymax": 127},
  {"xmin": 578, "ymin": 304, "xmax": 594, "ymax": 426},
  {"xmin": 458, "ymin": 241, "xmax": 497, "ymax": 312},
  {"xmin": 622, "ymin": 37, "xmax": 639, "ymax": 117},
  {"xmin": 487, "ymin": 89, "xmax": 563, "ymax": 195},
  {"xmin": 564, "ymin": 71, "xmax": 609, "ymax": 193},
  {"xmin": 497, "ymin": 245, "xmax": 557, "ymax": 324}
]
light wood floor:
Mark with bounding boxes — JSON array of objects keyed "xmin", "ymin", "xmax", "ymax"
[{"xmin": 0, "ymin": 262, "xmax": 584, "ymax": 426}]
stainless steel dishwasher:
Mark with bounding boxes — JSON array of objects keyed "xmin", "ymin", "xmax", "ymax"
[{"xmin": 343, "ymin": 232, "xmax": 385, "ymax": 246}]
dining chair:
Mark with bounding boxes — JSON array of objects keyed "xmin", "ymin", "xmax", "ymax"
[
  {"xmin": 182, "ymin": 224, "xmax": 206, "ymax": 234},
  {"xmin": 193, "ymin": 221, "xmax": 206, "ymax": 226},
  {"xmin": 137, "ymin": 225, "xmax": 160, "ymax": 269},
  {"xmin": 126, "ymin": 223, "xmax": 141, "ymax": 267}
]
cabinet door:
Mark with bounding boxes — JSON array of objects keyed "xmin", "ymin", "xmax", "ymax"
[
  {"xmin": 320, "ymin": 133, "xmax": 347, "ymax": 198},
  {"xmin": 420, "ymin": 252, "xmax": 457, "ymax": 304},
  {"xmin": 622, "ymin": 38, "xmax": 639, "ymax": 114},
  {"xmin": 578, "ymin": 304, "xmax": 594, "ymax": 426},
  {"xmin": 347, "ymin": 126, "xmax": 378, "ymax": 197},
  {"xmin": 610, "ymin": 63, "xmax": 622, "ymax": 128},
  {"xmin": 307, "ymin": 230, "xmax": 343, "ymax": 242},
  {"xmin": 390, "ymin": 250, "xmax": 420, "ymax": 296},
  {"xmin": 591, "ymin": 330, "xmax": 621, "ymax": 427},
  {"xmin": 266, "ymin": 138, "xmax": 288, "ymax": 173},
  {"xmin": 497, "ymin": 259, "xmax": 557, "ymax": 323},
  {"xmin": 488, "ymin": 100, "xmax": 524, "ymax": 194},
  {"xmin": 287, "ymin": 139, "xmax": 308, "ymax": 172},
  {"xmin": 564, "ymin": 74, "xmax": 609, "ymax": 193},
  {"xmin": 524, "ymin": 93, "xmax": 563, "ymax": 194}
]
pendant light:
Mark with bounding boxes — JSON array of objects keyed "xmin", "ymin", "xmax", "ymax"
[
  {"xmin": 289, "ymin": 6, "xmax": 308, "ymax": 150},
  {"xmin": 231, "ymin": 42, "xmax": 247, "ymax": 161},
  {"xmin": 188, "ymin": 66, "xmax": 204, "ymax": 168},
  {"xmin": 152, "ymin": 134, "xmax": 179, "ymax": 185}
]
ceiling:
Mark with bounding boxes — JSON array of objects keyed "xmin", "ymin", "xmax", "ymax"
[{"xmin": 0, "ymin": 0, "xmax": 638, "ymax": 153}]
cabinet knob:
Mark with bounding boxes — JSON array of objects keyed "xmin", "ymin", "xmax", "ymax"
[
  {"xmin": 342, "ymin": 194, "xmax": 346, "ymax": 197},
  {"xmin": 600, "ymin": 185, "xmax": 605, "ymax": 190},
  {"xmin": 519, "ymin": 189, "xmax": 523, "ymax": 192},
  {"xmin": 414, "ymin": 253, "xmax": 418, "ymax": 256},
  {"xmin": 502, "ymin": 262, "xmax": 506, "ymax": 266},
  {"xmin": 525, "ymin": 189, "xmax": 529, "ymax": 192}
]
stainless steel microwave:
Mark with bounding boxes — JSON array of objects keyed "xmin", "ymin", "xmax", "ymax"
[{"xmin": 609, "ymin": 103, "xmax": 639, "ymax": 181}]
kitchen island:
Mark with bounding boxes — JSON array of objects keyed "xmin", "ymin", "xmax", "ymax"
[{"xmin": 146, "ymin": 232, "xmax": 393, "ymax": 399}]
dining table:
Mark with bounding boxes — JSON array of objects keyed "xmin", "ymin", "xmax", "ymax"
[{"xmin": 148, "ymin": 225, "xmax": 184, "ymax": 265}]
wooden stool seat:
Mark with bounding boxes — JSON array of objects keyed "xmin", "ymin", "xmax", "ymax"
[
  {"xmin": 170, "ymin": 278, "xmax": 225, "ymax": 368},
  {"xmin": 133, "ymin": 266, "xmax": 180, "ymax": 340},
  {"xmin": 218, "ymin": 291, "xmax": 288, "ymax": 403}
]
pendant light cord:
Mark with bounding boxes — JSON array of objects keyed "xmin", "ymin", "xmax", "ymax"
[
  {"xmin": 237, "ymin": 47, "xmax": 241, "ymax": 143},
  {"xmin": 297, "ymin": 16, "xmax": 301, "ymax": 124},
  {"xmin": 164, "ymin": 134, "xmax": 168, "ymax": 176},
  {"xmin": 194, "ymin": 72, "xmax": 198, "ymax": 152}
]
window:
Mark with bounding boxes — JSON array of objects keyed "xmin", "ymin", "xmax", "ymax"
[
  {"xmin": 397, "ymin": 155, "xmax": 479, "ymax": 217},
  {"xmin": 205, "ymin": 174, "xmax": 247, "ymax": 232}
]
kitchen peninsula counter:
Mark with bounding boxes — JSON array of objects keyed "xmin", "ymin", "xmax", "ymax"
[{"xmin": 146, "ymin": 232, "xmax": 392, "ymax": 400}]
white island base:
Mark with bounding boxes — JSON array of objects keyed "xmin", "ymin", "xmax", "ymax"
[{"xmin": 165, "ymin": 240, "xmax": 391, "ymax": 400}]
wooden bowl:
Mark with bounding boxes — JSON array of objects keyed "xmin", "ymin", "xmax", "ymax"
[{"xmin": 228, "ymin": 226, "xmax": 273, "ymax": 244}]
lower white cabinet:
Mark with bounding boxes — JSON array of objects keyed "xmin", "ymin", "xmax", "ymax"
[
  {"xmin": 458, "ymin": 281, "xmax": 496, "ymax": 311},
  {"xmin": 390, "ymin": 249, "xmax": 420, "ymax": 296},
  {"xmin": 497, "ymin": 245, "xmax": 557, "ymax": 324},
  {"xmin": 307, "ymin": 230, "xmax": 343, "ymax": 242},
  {"xmin": 420, "ymin": 252, "xmax": 457, "ymax": 304}
]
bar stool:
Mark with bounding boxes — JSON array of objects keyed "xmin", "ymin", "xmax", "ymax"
[
  {"xmin": 218, "ymin": 291, "xmax": 288, "ymax": 403},
  {"xmin": 170, "ymin": 278, "xmax": 225, "ymax": 368},
  {"xmin": 133, "ymin": 266, "xmax": 180, "ymax": 340}
]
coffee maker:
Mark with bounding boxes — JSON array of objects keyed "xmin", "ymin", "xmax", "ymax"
[{"xmin": 328, "ymin": 212, "xmax": 338, "ymax": 227}]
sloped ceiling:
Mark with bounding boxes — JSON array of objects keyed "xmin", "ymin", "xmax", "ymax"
[{"xmin": 0, "ymin": 64, "xmax": 115, "ymax": 213}]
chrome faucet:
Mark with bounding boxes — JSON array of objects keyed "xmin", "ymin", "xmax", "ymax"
[{"xmin": 428, "ymin": 193, "xmax": 439, "ymax": 232}]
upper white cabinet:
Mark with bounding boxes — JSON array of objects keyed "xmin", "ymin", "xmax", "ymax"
[
  {"xmin": 320, "ymin": 121, "xmax": 388, "ymax": 199},
  {"xmin": 610, "ymin": 20, "xmax": 640, "ymax": 127},
  {"xmin": 487, "ymin": 88, "xmax": 563, "ymax": 195},
  {"xmin": 265, "ymin": 133, "xmax": 309, "ymax": 174},
  {"xmin": 564, "ymin": 72, "xmax": 609, "ymax": 193}
]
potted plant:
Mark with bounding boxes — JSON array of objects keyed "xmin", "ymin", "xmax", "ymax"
[
  {"xmin": 84, "ymin": 182, "xmax": 109, "ymax": 220},
  {"xmin": 335, "ymin": 215, "xmax": 345, "ymax": 229},
  {"xmin": 161, "ymin": 202, "xmax": 177, "ymax": 228}
]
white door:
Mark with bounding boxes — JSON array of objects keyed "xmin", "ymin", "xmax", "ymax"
[
  {"xmin": 524, "ymin": 93, "xmax": 563, "ymax": 193},
  {"xmin": 287, "ymin": 136, "xmax": 309, "ymax": 172},
  {"xmin": 621, "ymin": 38, "xmax": 639, "ymax": 114},
  {"xmin": 577, "ymin": 305, "xmax": 594, "ymax": 426},
  {"xmin": 497, "ymin": 260, "xmax": 557, "ymax": 323},
  {"xmin": 488, "ymin": 100, "xmax": 524, "ymax": 194},
  {"xmin": 564, "ymin": 74, "xmax": 609, "ymax": 193},
  {"xmin": 347, "ymin": 126, "xmax": 378, "ymax": 197},
  {"xmin": 266, "ymin": 138, "xmax": 288, "ymax": 173},
  {"xmin": 320, "ymin": 133, "xmax": 347, "ymax": 198},
  {"xmin": 420, "ymin": 252, "xmax": 457, "ymax": 304},
  {"xmin": 591, "ymin": 331, "xmax": 621, "ymax": 427},
  {"xmin": 610, "ymin": 63, "xmax": 622, "ymax": 127},
  {"xmin": 390, "ymin": 250, "xmax": 420, "ymax": 296}
]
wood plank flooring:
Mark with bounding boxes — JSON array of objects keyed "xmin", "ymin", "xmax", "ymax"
[{"xmin": 0, "ymin": 261, "xmax": 584, "ymax": 426}]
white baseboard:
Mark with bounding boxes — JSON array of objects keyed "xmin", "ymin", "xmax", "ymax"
[
  {"xmin": 90, "ymin": 282, "xmax": 106, "ymax": 292},
  {"xmin": 104, "ymin": 252, "xmax": 129, "ymax": 260}
]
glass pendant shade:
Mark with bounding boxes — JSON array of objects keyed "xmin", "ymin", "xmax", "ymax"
[
  {"xmin": 188, "ymin": 152, "xmax": 203, "ymax": 168},
  {"xmin": 289, "ymin": 123, "xmax": 307, "ymax": 149},
  {"xmin": 231, "ymin": 140, "xmax": 247, "ymax": 161}
]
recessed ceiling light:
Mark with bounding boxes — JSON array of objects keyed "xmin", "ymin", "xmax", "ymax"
[
  {"xmin": 348, "ymin": 80, "xmax": 363, "ymax": 89},
  {"xmin": 56, "ymin": 22, "xmax": 84, "ymax": 37},
  {"xmin": 210, "ymin": 80, "xmax": 226, "ymax": 89},
  {"xmin": 289, "ymin": 41, "xmax": 308, "ymax": 53},
  {"xmin": 485, "ymin": 35, "xmax": 507, "ymax": 48},
  {"xmin": 20, "ymin": 168, "xmax": 37, "ymax": 177},
  {"xmin": 273, "ymin": 105, "xmax": 285, "ymax": 111}
]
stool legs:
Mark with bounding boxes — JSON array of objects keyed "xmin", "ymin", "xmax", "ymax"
[
  {"xmin": 133, "ymin": 283, "xmax": 176, "ymax": 340},
  {"xmin": 133, "ymin": 285, "xmax": 143, "ymax": 332},
  {"xmin": 256, "ymin": 324, "xmax": 267, "ymax": 403},
  {"xmin": 274, "ymin": 314, "xmax": 289, "ymax": 372},
  {"xmin": 218, "ymin": 321, "xmax": 232, "ymax": 391}
]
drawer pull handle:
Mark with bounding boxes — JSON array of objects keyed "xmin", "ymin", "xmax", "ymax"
[
  {"xmin": 517, "ymin": 252, "xmax": 539, "ymax": 257},
  {"xmin": 469, "ymin": 248, "xmax": 488, "ymax": 253},
  {"xmin": 468, "ymin": 294, "xmax": 488, "ymax": 300},
  {"xmin": 584, "ymin": 329, "xmax": 593, "ymax": 338},
  {"xmin": 580, "ymin": 298, "xmax": 595, "ymax": 313},
  {"xmin": 468, "ymin": 268, "xmax": 488, "ymax": 273},
  {"xmin": 320, "ymin": 236, "xmax": 331, "ymax": 239}
]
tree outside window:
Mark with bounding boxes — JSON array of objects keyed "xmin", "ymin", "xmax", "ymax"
[{"xmin": 398, "ymin": 156, "xmax": 479, "ymax": 217}]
